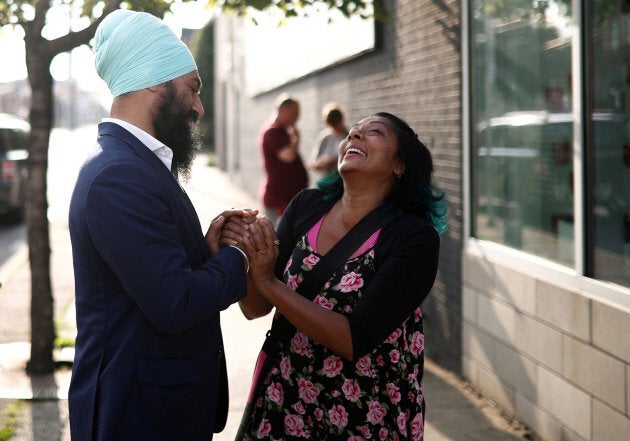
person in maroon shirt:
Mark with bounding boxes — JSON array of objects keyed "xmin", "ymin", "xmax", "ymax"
[{"xmin": 259, "ymin": 94, "xmax": 308, "ymax": 224}]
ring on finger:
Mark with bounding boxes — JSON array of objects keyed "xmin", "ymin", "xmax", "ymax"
[{"xmin": 257, "ymin": 250, "xmax": 267, "ymax": 254}]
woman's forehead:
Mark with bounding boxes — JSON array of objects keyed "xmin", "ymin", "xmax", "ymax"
[{"xmin": 353, "ymin": 116, "xmax": 392, "ymax": 128}]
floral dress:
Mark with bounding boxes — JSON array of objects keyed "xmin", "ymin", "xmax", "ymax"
[{"xmin": 240, "ymin": 232, "xmax": 426, "ymax": 441}]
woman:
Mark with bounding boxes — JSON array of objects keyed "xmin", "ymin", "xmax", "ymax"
[{"xmin": 229, "ymin": 112, "xmax": 447, "ymax": 440}]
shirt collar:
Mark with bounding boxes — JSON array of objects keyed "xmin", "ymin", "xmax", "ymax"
[{"xmin": 103, "ymin": 118, "xmax": 173, "ymax": 171}]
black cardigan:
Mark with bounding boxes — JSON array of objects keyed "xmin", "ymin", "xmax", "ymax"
[{"xmin": 275, "ymin": 188, "xmax": 441, "ymax": 360}]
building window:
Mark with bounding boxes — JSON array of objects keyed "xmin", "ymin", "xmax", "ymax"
[
  {"xmin": 470, "ymin": 0, "xmax": 630, "ymax": 288},
  {"xmin": 589, "ymin": 0, "xmax": 630, "ymax": 286},
  {"xmin": 471, "ymin": 0, "xmax": 575, "ymax": 266}
]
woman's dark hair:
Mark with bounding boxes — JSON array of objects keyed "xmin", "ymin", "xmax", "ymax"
[{"xmin": 318, "ymin": 112, "xmax": 448, "ymax": 234}]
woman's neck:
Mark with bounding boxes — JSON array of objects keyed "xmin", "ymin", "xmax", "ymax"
[{"xmin": 335, "ymin": 191, "xmax": 385, "ymax": 228}]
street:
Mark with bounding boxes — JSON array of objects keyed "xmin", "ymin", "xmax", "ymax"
[{"xmin": 0, "ymin": 124, "xmax": 95, "ymax": 271}]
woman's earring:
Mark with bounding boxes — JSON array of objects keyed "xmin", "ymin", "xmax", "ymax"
[{"xmin": 395, "ymin": 171, "xmax": 402, "ymax": 180}]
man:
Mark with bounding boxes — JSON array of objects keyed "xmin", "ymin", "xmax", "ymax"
[
  {"xmin": 259, "ymin": 94, "xmax": 308, "ymax": 224},
  {"xmin": 68, "ymin": 9, "xmax": 249, "ymax": 440}
]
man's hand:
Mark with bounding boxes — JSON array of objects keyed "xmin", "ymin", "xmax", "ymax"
[{"xmin": 205, "ymin": 208, "xmax": 258, "ymax": 255}]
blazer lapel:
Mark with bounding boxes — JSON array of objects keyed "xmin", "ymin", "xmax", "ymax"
[{"xmin": 98, "ymin": 123, "xmax": 210, "ymax": 260}]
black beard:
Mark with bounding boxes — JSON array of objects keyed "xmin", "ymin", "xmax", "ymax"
[{"xmin": 152, "ymin": 82, "xmax": 202, "ymax": 181}]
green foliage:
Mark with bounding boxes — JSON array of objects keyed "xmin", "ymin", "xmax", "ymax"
[
  {"xmin": 0, "ymin": 401, "xmax": 24, "ymax": 441},
  {"xmin": 55, "ymin": 336, "xmax": 76, "ymax": 349},
  {"xmin": 208, "ymin": 0, "xmax": 387, "ymax": 20},
  {"xmin": 81, "ymin": 0, "xmax": 175, "ymax": 18},
  {"xmin": 478, "ymin": 0, "xmax": 571, "ymax": 21},
  {"xmin": 0, "ymin": 0, "xmax": 182, "ymax": 27}
]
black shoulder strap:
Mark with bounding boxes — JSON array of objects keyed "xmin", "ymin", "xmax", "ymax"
[
  {"xmin": 295, "ymin": 207, "xmax": 384, "ymax": 300},
  {"xmin": 266, "ymin": 207, "xmax": 388, "ymax": 348}
]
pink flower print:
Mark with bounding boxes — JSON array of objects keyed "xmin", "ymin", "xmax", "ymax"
[
  {"xmin": 339, "ymin": 272, "xmax": 364, "ymax": 293},
  {"xmin": 298, "ymin": 378, "xmax": 320, "ymax": 404},
  {"xmin": 343, "ymin": 304, "xmax": 352, "ymax": 312},
  {"xmin": 360, "ymin": 425, "xmax": 372, "ymax": 438},
  {"xmin": 396, "ymin": 412, "xmax": 408, "ymax": 436},
  {"xmin": 328, "ymin": 404, "xmax": 349, "ymax": 428},
  {"xmin": 267, "ymin": 381, "xmax": 284, "ymax": 406},
  {"xmin": 314, "ymin": 408, "xmax": 324, "ymax": 421},
  {"xmin": 280, "ymin": 356, "xmax": 292, "ymax": 379},
  {"xmin": 416, "ymin": 392, "xmax": 424, "ymax": 405},
  {"xmin": 293, "ymin": 402, "xmax": 306, "ymax": 415},
  {"xmin": 369, "ymin": 249, "xmax": 375, "ymax": 258},
  {"xmin": 255, "ymin": 396, "xmax": 263, "ymax": 408},
  {"xmin": 348, "ymin": 436, "xmax": 364, "ymax": 441},
  {"xmin": 284, "ymin": 256, "xmax": 293, "ymax": 273},
  {"xmin": 302, "ymin": 253, "xmax": 320, "ymax": 269},
  {"xmin": 379, "ymin": 428, "xmax": 389, "ymax": 440},
  {"xmin": 411, "ymin": 412, "xmax": 424, "ymax": 441},
  {"xmin": 341, "ymin": 379, "xmax": 362, "ymax": 402},
  {"xmin": 408, "ymin": 368, "xmax": 420, "ymax": 390},
  {"xmin": 376, "ymin": 355, "xmax": 384, "ymax": 366},
  {"xmin": 414, "ymin": 307, "xmax": 422, "ymax": 322},
  {"xmin": 355, "ymin": 355, "xmax": 373, "ymax": 377},
  {"xmin": 410, "ymin": 331, "xmax": 424, "ymax": 355},
  {"xmin": 256, "ymin": 418, "xmax": 271, "ymax": 438},
  {"xmin": 291, "ymin": 332, "xmax": 310, "ymax": 357},
  {"xmin": 386, "ymin": 383, "xmax": 401, "ymax": 404},
  {"xmin": 313, "ymin": 295, "xmax": 334, "ymax": 310},
  {"xmin": 287, "ymin": 274, "xmax": 301, "ymax": 290},
  {"xmin": 385, "ymin": 328, "xmax": 402, "ymax": 344},
  {"xmin": 366, "ymin": 401, "xmax": 387, "ymax": 425},
  {"xmin": 322, "ymin": 355, "xmax": 343, "ymax": 377},
  {"xmin": 389, "ymin": 349, "xmax": 400, "ymax": 363},
  {"xmin": 284, "ymin": 414, "xmax": 307, "ymax": 437}
]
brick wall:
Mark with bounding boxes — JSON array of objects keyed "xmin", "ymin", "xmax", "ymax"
[{"xmin": 215, "ymin": 0, "xmax": 463, "ymax": 371}]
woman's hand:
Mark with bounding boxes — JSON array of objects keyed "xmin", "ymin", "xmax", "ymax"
[
  {"xmin": 205, "ymin": 208, "xmax": 258, "ymax": 255},
  {"xmin": 241, "ymin": 215, "xmax": 280, "ymax": 287}
]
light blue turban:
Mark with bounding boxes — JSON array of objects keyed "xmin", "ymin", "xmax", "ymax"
[{"xmin": 95, "ymin": 9, "xmax": 198, "ymax": 97}]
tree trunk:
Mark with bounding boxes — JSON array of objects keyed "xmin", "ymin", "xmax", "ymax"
[{"xmin": 24, "ymin": 20, "xmax": 56, "ymax": 375}]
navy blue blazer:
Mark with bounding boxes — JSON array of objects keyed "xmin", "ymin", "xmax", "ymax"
[{"xmin": 68, "ymin": 122, "xmax": 247, "ymax": 440}]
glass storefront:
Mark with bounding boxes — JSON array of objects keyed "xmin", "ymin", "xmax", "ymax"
[
  {"xmin": 471, "ymin": 0, "xmax": 630, "ymax": 287},
  {"xmin": 471, "ymin": 0, "xmax": 574, "ymax": 266},
  {"xmin": 590, "ymin": 0, "xmax": 630, "ymax": 286}
]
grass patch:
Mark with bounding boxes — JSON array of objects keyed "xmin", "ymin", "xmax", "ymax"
[
  {"xmin": 0, "ymin": 401, "xmax": 24, "ymax": 441},
  {"xmin": 205, "ymin": 153, "xmax": 217, "ymax": 167},
  {"xmin": 55, "ymin": 336, "xmax": 75, "ymax": 349}
]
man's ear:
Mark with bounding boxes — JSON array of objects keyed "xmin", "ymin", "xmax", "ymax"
[{"xmin": 147, "ymin": 84, "xmax": 163, "ymax": 93}]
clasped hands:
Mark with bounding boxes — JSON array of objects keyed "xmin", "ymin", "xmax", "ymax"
[{"xmin": 205, "ymin": 208, "xmax": 279, "ymax": 283}]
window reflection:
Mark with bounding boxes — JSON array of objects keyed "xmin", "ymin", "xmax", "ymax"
[
  {"xmin": 471, "ymin": 0, "xmax": 574, "ymax": 265},
  {"xmin": 590, "ymin": 0, "xmax": 630, "ymax": 286}
]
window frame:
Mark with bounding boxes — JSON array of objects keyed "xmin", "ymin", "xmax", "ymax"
[{"xmin": 462, "ymin": 0, "xmax": 630, "ymax": 310}]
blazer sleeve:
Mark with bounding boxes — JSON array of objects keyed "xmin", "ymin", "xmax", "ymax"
[
  {"xmin": 85, "ymin": 161, "xmax": 247, "ymax": 334},
  {"xmin": 346, "ymin": 218, "xmax": 440, "ymax": 360}
]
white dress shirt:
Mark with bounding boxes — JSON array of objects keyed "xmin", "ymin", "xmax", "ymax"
[{"xmin": 103, "ymin": 118, "xmax": 174, "ymax": 172}]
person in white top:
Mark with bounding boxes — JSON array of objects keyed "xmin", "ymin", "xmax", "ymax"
[{"xmin": 309, "ymin": 102, "xmax": 348, "ymax": 181}]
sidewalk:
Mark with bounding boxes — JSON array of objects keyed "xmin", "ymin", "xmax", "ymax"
[{"xmin": 0, "ymin": 154, "xmax": 535, "ymax": 440}]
